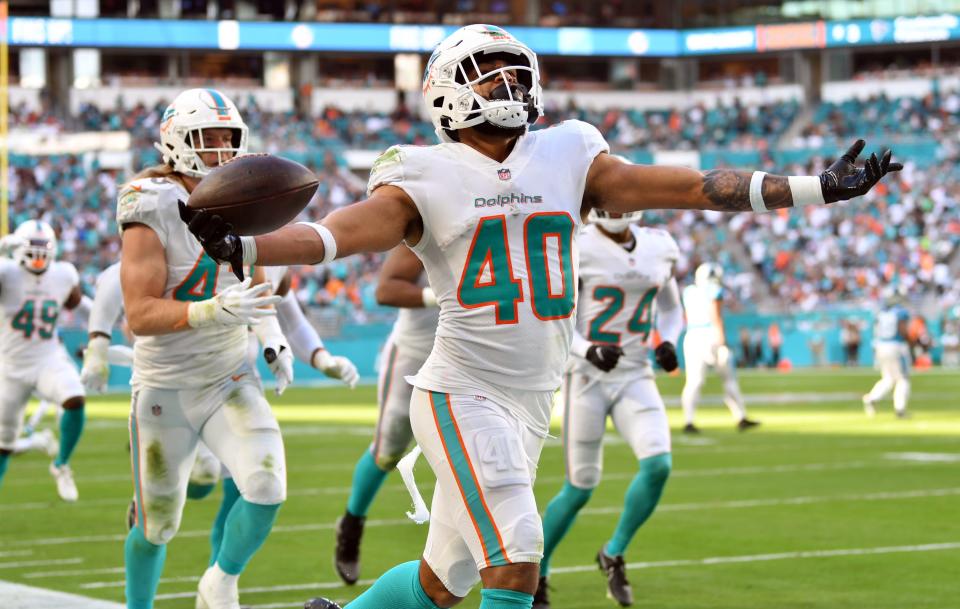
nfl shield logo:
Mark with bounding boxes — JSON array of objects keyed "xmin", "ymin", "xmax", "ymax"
[
  {"xmin": 498, "ymin": 168, "xmax": 511, "ymax": 181},
  {"xmin": 151, "ymin": 404, "xmax": 162, "ymax": 416}
]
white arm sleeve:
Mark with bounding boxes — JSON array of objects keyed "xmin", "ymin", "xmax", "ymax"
[
  {"xmin": 89, "ymin": 263, "xmax": 124, "ymax": 336},
  {"xmin": 277, "ymin": 291, "xmax": 325, "ymax": 365},
  {"xmin": 656, "ymin": 278, "xmax": 684, "ymax": 345}
]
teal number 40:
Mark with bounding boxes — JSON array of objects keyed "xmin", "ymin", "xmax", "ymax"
[
  {"xmin": 11, "ymin": 299, "xmax": 59, "ymax": 339},
  {"xmin": 457, "ymin": 213, "xmax": 576, "ymax": 324}
]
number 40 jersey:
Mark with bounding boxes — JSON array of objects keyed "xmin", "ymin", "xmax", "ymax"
[
  {"xmin": 368, "ymin": 120, "xmax": 609, "ymax": 433},
  {"xmin": 0, "ymin": 258, "xmax": 79, "ymax": 376}
]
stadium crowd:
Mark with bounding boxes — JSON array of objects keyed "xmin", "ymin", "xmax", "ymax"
[{"xmin": 9, "ymin": 90, "xmax": 960, "ymax": 321}]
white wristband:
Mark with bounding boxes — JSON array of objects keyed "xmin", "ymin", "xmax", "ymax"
[
  {"xmin": 297, "ymin": 222, "xmax": 338, "ymax": 264},
  {"xmin": 421, "ymin": 287, "xmax": 438, "ymax": 308},
  {"xmin": 788, "ymin": 176, "xmax": 827, "ymax": 207},
  {"xmin": 749, "ymin": 171, "xmax": 768, "ymax": 213},
  {"xmin": 240, "ymin": 236, "xmax": 257, "ymax": 265}
]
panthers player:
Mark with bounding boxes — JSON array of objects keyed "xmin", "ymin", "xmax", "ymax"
[
  {"xmin": 118, "ymin": 88, "xmax": 293, "ymax": 609},
  {"xmin": 335, "ymin": 245, "xmax": 438, "ymax": 585},
  {"xmin": 862, "ymin": 287, "xmax": 911, "ymax": 418},
  {"xmin": 183, "ymin": 25, "xmax": 899, "ymax": 609},
  {"xmin": 0, "ymin": 220, "xmax": 86, "ymax": 502},
  {"xmin": 535, "ymin": 205, "xmax": 682, "ymax": 609},
  {"xmin": 680, "ymin": 263, "xmax": 759, "ymax": 434}
]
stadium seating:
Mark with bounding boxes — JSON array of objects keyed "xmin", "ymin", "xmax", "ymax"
[{"xmin": 10, "ymin": 88, "xmax": 960, "ymax": 320}]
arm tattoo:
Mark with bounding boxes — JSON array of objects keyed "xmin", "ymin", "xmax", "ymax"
[{"xmin": 701, "ymin": 170, "xmax": 794, "ymax": 211}]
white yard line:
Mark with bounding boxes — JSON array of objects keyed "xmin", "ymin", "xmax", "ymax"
[
  {"xmin": 150, "ymin": 541, "xmax": 960, "ymax": 600},
  {"xmin": 0, "ymin": 551, "xmax": 32, "ymax": 559},
  {"xmin": 10, "ymin": 486, "xmax": 959, "ymax": 551},
  {"xmin": 0, "ymin": 558, "xmax": 83, "ymax": 570},
  {"xmin": 24, "ymin": 566, "xmax": 125, "ymax": 579},
  {"xmin": 550, "ymin": 541, "xmax": 960, "ymax": 574},
  {"xmin": 0, "ymin": 580, "xmax": 124, "ymax": 609},
  {"xmin": 82, "ymin": 575, "xmax": 199, "ymax": 589}
]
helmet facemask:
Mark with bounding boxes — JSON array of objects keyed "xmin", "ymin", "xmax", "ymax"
[
  {"xmin": 424, "ymin": 25, "xmax": 544, "ymax": 144},
  {"xmin": 155, "ymin": 89, "xmax": 249, "ymax": 179},
  {"xmin": 452, "ymin": 51, "xmax": 539, "ymax": 139},
  {"xmin": 588, "ymin": 208, "xmax": 643, "ymax": 233},
  {"xmin": 13, "ymin": 221, "xmax": 57, "ymax": 274}
]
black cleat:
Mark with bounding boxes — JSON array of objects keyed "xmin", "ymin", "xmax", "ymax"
[
  {"xmin": 533, "ymin": 575, "xmax": 550, "ymax": 609},
  {"xmin": 334, "ymin": 511, "xmax": 365, "ymax": 585},
  {"xmin": 597, "ymin": 546, "xmax": 633, "ymax": 607},
  {"xmin": 895, "ymin": 410, "xmax": 911, "ymax": 419},
  {"xmin": 737, "ymin": 418, "xmax": 760, "ymax": 432},
  {"xmin": 682, "ymin": 423, "xmax": 700, "ymax": 434},
  {"xmin": 126, "ymin": 499, "xmax": 137, "ymax": 531},
  {"xmin": 304, "ymin": 599, "xmax": 342, "ymax": 609}
]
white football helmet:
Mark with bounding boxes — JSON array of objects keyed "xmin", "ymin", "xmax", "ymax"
[
  {"xmin": 155, "ymin": 88, "xmax": 248, "ymax": 178},
  {"xmin": 423, "ymin": 24, "xmax": 543, "ymax": 143},
  {"xmin": 587, "ymin": 209, "xmax": 643, "ymax": 233},
  {"xmin": 14, "ymin": 220, "xmax": 57, "ymax": 274},
  {"xmin": 694, "ymin": 262, "xmax": 724, "ymax": 287}
]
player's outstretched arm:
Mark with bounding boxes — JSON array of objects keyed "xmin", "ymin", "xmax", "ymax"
[
  {"xmin": 375, "ymin": 245, "xmax": 436, "ymax": 309},
  {"xmin": 180, "ymin": 186, "xmax": 421, "ymax": 277},
  {"xmin": 121, "ymin": 224, "xmax": 279, "ymax": 335},
  {"xmin": 585, "ymin": 140, "xmax": 902, "ymax": 214}
]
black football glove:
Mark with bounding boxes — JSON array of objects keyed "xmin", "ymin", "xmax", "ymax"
[
  {"xmin": 654, "ymin": 341, "xmax": 678, "ymax": 372},
  {"xmin": 585, "ymin": 344, "xmax": 624, "ymax": 373},
  {"xmin": 819, "ymin": 139, "xmax": 903, "ymax": 204},
  {"xmin": 178, "ymin": 201, "xmax": 245, "ymax": 281}
]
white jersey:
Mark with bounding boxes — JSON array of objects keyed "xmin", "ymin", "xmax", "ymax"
[
  {"xmin": 89, "ymin": 261, "xmax": 123, "ymax": 336},
  {"xmin": 571, "ymin": 224, "xmax": 679, "ymax": 380},
  {"xmin": 117, "ymin": 176, "xmax": 248, "ymax": 388},
  {"xmin": 369, "ymin": 120, "xmax": 608, "ymax": 432},
  {"xmin": 682, "ymin": 282, "xmax": 724, "ymax": 334},
  {"xmin": 0, "ymin": 259, "xmax": 79, "ymax": 374},
  {"xmin": 390, "ymin": 271, "xmax": 439, "ymax": 358}
]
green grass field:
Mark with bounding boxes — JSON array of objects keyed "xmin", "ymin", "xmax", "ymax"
[{"xmin": 2, "ymin": 368, "xmax": 958, "ymax": 609}]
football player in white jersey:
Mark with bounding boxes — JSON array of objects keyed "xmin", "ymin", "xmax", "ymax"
[
  {"xmin": 535, "ymin": 205, "xmax": 683, "ymax": 608},
  {"xmin": 182, "ymin": 25, "xmax": 899, "ymax": 609},
  {"xmin": 84, "ymin": 260, "xmax": 357, "ymax": 574},
  {"xmin": 0, "ymin": 220, "xmax": 86, "ymax": 502},
  {"xmin": 117, "ymin": 88, "xmax": 294, "ymax": 609},
  {"xmin": 862, "ymin": 287, "xmax": 911, "ymax": 418},
  {"xmin": 335, "ymin": 245, "xmax": 439, "ymax": 585},
  {"xmin": 680, "ymin": 263, "xmax": 759, "ymax": 433}
]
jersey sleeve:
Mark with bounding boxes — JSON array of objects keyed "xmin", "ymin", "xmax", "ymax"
[
  {"xmin": 89, "ymin": 262, "xmax": 124, "ymax": 336},
  {"xmin": 705, "ymin": 283, "xmax": 724, "ymax": 301},
  {"xmin": 63, "ymin": 262, "xmax": 80, "ymax": 289},
  {"xmin": 367, "ymin": 146, "xmax": 406, "ymax": 196},
  {"xmin": 565, "ymin": 120, "xmax": 610, "ymax": 163},
  {"xmin": 116, "ymin": 181, "xmax": 170, "ymax": 248}
]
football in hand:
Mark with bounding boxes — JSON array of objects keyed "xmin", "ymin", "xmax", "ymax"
[{"xmin": 187, "ymin": 154, "xmax": 319, "ymax": 235}]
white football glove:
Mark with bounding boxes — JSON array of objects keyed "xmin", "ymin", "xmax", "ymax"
[
  {"xmin": 187, "ymin": 278, "xmax": 281, "ymax": 328},
  {"xmin": 263, "ymin": 342, "xmax": 294, "ymax": 396},
  {"xmin": 80, "ymin": 335, "xmax": 110, "ymax": 394},
  {"xmin": 716, "ymin": 344, "xmax": 731, "ymax": 368},
  {"xmin": 313, "ymin": 349, "xmax": 359, "ymax": 389},
  {"xmin": 0, "ymin": 234, "xmax": 25, "ymax": 258}
]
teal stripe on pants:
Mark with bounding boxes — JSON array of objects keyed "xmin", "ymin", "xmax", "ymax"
[{"xmin": 429, "ymin": 391, "xmax": 508, "ymax": 566}]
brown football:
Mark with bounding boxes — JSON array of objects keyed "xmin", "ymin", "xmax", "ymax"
[{"xmin": 187, "ymin": 154, "xmax": 319, "ymax": 235}]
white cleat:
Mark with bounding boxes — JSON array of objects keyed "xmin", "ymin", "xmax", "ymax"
[
  {"xmin": 196, "ymin": 565, "xmax": 241, "ymax": 609},
  {"xmin": 38, "ymin": 429, "xmax": 60, "ymax": 458},
  {"xmin": 49, "ymin": 462, "xmax": 79, "ymax": 502},
  {"xmin": 862, "ymin": 396, "xmax": 876, "ymax": 418}
]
